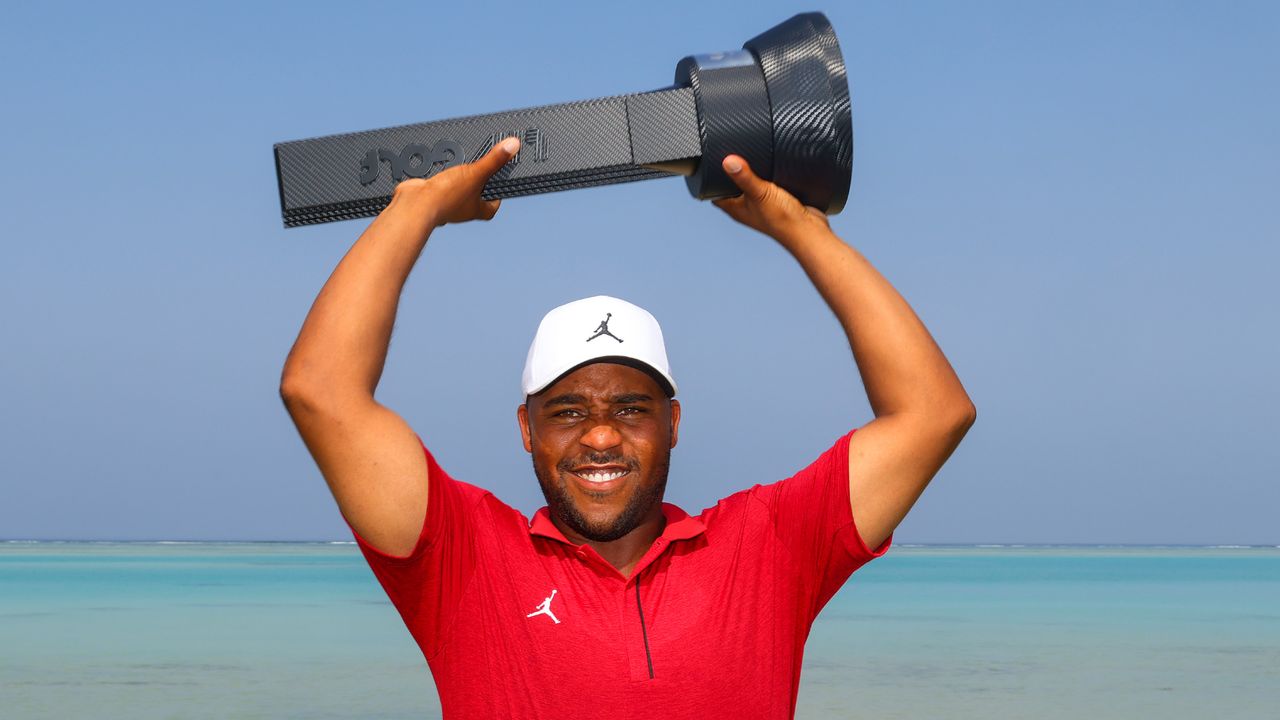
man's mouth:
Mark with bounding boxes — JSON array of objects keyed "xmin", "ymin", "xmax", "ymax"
[{"xmin": 571, "ymin": 467, "xmax": 632, "ymax": 484}]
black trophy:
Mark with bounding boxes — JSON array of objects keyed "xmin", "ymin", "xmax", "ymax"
[{"xmin": 273, "ymin": 12, "xmax": 853, "ymax": 227}]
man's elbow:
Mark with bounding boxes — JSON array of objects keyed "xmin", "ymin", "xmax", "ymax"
[
  {"xmin": 892, "ymin": 398, "xmax": 975, "ymax": 445},
  {"xmin": 279, "ymin": 362, "xmax": 375, "ymax": 421},
  {"xmin": 279, "ymin": 359, "xmax": 331, "ymax": 419},
  {"xmin": 279, "ymin": 369, "xmax": 316, "ymax": 417},
  {"xmin": 948, "ymin": 398, "xmax": 977, "ymax": 438}
]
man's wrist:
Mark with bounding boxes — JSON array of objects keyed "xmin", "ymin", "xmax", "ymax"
[
  {"xmin": 387, "ymin": 183, "xmax": 443, "ymax": 232},
  {"xmin": 773, "ymin": 215, "xmax": 837, "ymax": 253}
]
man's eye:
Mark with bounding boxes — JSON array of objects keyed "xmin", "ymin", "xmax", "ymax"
[
  {"xmin": 553, "ymin": 409, "xmax": 583, "ymax": 418},
  {"xmin": 618, "ymin": 407, "xmax": 645, "ymax": 416}
]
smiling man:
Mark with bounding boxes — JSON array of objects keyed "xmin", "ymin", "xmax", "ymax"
[
  {"xmin": 280, "ymin": 138, "xmax": 975, "ymax": 719},
  {"xmin": 517, "ymin": 296, "xmax": 682, "ymax": 576}
]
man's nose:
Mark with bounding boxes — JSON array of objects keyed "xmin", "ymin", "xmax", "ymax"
[{"xmin": 580, "ymin": 422, "xmax": 622, "ymax": 451}]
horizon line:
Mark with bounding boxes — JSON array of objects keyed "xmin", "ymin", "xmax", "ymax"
[{"xmin": 3, "ymin": 538, "xmax": 1278, "ymax": 549}]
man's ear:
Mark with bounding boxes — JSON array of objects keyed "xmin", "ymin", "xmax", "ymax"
[
  {"xmin": 517, "ymin": 403, "xmax": 533, "ymax": 453},
  {"xmin": 669, "ymin": 399, "xmax": 681, "ymax": 449}
]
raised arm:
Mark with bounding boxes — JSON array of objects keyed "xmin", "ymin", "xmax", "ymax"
[
  {"xmin": 714, "ymin": 155, "xmax": 975, "ymax": 550},
  {"xmin": 279, "ymin": 138, "xmax": 521, "ymax": 556}
]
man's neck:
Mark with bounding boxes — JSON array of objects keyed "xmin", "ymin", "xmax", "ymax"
[{"xmin": 555, "ymin": 508, "xmax": 666, "ymax": 579}]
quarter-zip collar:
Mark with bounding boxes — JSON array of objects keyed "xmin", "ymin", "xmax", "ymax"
[
  {"xmin": 529, "ymin": 502, "xmax": 706, "ymax": 545},
  {"xmin": 528, "ymin": 502, "xmax": 706, "ymax": 580}
]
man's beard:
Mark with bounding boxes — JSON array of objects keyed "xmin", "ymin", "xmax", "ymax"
[{"xmin": 533, "ymin": 449, "xmax": 669, "ymax": 542}]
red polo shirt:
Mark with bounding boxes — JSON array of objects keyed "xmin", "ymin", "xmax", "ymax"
[{"xmin": 351, "ymin": 430, "xmax": 889, "ymax": 719}]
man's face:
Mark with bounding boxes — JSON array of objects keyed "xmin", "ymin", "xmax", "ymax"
[{"xmin": 518, "ymin": 362, "xmax": 680, "ymax": 543}]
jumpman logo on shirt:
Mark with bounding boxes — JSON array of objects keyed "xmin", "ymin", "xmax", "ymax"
[
  {"xmin": 586, "ymin": 313, "xmax": 623, "ymax": 343},
  {"xmin": 526, "ymin": 589, "xmax": 561, "ymax": 624}
]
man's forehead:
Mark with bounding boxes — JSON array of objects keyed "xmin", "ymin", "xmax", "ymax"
[{"xmin": 533, "ymin": 362, "xmax": 666, "ymax": 402}]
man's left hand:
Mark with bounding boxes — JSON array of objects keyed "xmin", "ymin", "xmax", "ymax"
[{"xmin": 712, "ymin": 155, "xmax": 832, "ymax": 246}]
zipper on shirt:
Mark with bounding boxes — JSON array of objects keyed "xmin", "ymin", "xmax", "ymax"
[{"xmin": 635, "ymin": 577, "xmax": 655, "ymax": 679}]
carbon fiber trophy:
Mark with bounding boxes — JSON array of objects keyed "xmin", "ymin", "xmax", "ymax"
[{"xmin": 273, "ymin": 12, "xmax": 852, "ymax": 228}]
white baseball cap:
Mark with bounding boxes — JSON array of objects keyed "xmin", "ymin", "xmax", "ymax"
[{"xmin": 522, "ymin": 296, "xmax": 677, "ymax": 397}]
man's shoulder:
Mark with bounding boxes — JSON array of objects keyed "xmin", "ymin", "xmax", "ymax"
[
  {"xmin": 422, "ymin": 445, "xmax": 533, "ymax": 531},
  {"xmin": 695, "ymin": 483, "xmax": 774, "ymax": 529},
  {"xmin": 693, "ymin": 431, "xmax": 855, "ymax": 527},
  {"xmin": 448, "ymin": 476, "xmax": 531, "ymax": 527}
]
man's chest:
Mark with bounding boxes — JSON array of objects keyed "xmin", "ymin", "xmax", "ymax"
[{"xmin": 434, "ymin": 536, "xmax": 805, "ymax": 685}]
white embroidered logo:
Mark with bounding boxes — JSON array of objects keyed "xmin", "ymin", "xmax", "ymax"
[{"xmin": 526, "ymin": 589, "xmax": 561, "ymax": 624}]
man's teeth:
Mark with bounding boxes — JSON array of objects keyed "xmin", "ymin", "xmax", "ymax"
[{"xmin": 577, "ymin": 470, "xmax": 628, "ymax": 483}]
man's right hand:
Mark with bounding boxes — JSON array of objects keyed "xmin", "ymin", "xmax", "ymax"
[{"xmin": 391, "ymin": 136, "xmax": 521, "ymax": 229}]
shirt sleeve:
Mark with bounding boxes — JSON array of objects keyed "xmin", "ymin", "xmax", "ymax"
[
  {"xmin": 346, "ymin": 440, "xmax": 484, "ymax": 660},
  {"xmin": 752, "ymin": 429, "xmax": 891, "ymax": 614}
]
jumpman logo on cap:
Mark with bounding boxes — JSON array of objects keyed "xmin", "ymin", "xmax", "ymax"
[
  {"xmin": 526, "ymin": 589, "xmax": 561, "ymax": 624},
  {"xmin": 587, "ymin": 313, "xmax": 623, "ymax": 343}
]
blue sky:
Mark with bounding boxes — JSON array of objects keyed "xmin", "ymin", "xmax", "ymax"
[{"xmin": 1, "ymin": 1, "xmax": 1276, "ymax": 543}]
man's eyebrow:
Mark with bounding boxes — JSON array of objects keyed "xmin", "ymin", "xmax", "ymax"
[
  {"xmin": 612, "ymin": 393, "xmax": 654, "ymax": 404},
  {"xmin": 543, "ymin": 393, "xmax": 588, "ymax": 408}
]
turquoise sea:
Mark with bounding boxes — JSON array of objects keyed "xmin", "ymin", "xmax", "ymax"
[{"xmin": 2, "ymin": 543, "xmax": 1277, "ymax": 719}]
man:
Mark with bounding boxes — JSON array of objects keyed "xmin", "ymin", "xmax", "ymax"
[{"xmin": 280, "ymin": 137, "xmax": 975, "ymax": 719}]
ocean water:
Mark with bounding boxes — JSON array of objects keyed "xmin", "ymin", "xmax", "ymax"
[{"xmin": 2, "ymin": 543, "xmax": 1277, "ymax": 719}]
